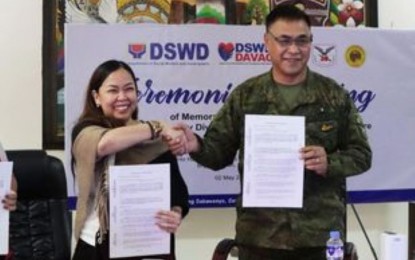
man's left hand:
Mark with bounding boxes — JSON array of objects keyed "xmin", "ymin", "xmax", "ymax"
[{"xmin": 300, "ymin": 145, "xmax": 328, "ymax": 177}]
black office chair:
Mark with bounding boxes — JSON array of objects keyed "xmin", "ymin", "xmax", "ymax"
[
  {"xmin": 211, "ymin": 239, "xmax": 358, "ymax": 260},
  {"xmin": 6, "ymin": 150, "xmax": 71, "ymax": 260}
]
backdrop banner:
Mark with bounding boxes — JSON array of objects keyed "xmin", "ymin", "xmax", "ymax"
[{"xmin": 65, "ymin": 24, "xmax": 415, "ymax": 207}]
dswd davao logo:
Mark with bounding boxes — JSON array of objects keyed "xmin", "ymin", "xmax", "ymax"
[
  {"xmin": 345, "ymin": 45, "xmax": 365, "ymax": 68},
  {"xmin": 218, "ymin": 42, "xmax": 234, "ymax": 61},
  {"xmin": 217, "ymin": 41, "xmax": 270, "ymax": 64}
]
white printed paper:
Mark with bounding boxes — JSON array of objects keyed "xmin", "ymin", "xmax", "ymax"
[
  {"xmin": 243, "ymin": 115, "xmax": 305, "ymax": 208},
  {"xmin": 0, "ymin": 162, "xmax": 13, "ymax": 255},
  {"xmin": 109, "ymin": 164, "xmax": 170, "ymax": 258}
]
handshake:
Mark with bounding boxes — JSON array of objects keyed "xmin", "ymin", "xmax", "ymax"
[{"xmin": 161, "ymin": 122, "xmax": 199, "ymax": 156}]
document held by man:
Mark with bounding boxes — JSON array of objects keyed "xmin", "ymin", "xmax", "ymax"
[
  {"xmin": 0, "ymin": 162, "xmax": 13, "ymax": 255},
  {"xmin": 109, "ymin": 164, "xmax": 170, "ymax": 258},
  {"xmin": 243, "ymin": 115, "xmax": 305, "ymax": 208}
]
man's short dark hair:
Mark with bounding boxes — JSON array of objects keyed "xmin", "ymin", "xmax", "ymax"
[{"xmin": 266, "ymin": 5, "xmax": 311, "ymax": 31}]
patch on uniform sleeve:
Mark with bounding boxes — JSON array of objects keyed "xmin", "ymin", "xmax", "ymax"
[{"xmin": 321, "ymin": 123, "xmax": 334, "ymax": 132}]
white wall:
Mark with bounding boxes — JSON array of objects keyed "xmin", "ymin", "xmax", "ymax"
[
  {"xmin": 0, "ymin": 0, "xmax": 42, "ymax": 149},
  {"xmin": 0, "ymin": 1, "xmax": 414, "ymax": 259},
  {"xmin": 378, "ymin": 0, "xmax": 415, "ymax": 29}
]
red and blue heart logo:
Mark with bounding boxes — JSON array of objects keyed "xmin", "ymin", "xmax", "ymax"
[{"xmin": 218, "ymin": 42, "xmax": 234, "ymax": 61}]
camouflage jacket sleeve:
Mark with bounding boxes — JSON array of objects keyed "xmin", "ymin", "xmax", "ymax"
[
  {"xmin": 327, "ymin": 96, "xmax": 372, "ymax": 178},
  {"xmin": 190, "ymin": 87, "xmax": 242, "ymax": 170}
]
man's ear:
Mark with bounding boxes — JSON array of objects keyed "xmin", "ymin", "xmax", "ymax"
[{"xmin": 264, "ymin": 33, "xmax": 272, "ymax": 51}]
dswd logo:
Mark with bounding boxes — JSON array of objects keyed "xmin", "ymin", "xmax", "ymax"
[
  {"xmin": 128, "ymin": 44, "xmax": 146, "ymax": 59},
  {"xmin": 150, "ymin": 43, "xmax": 209, "ymax": 60}
]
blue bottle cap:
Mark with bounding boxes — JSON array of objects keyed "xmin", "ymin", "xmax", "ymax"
[{"xmin": 330, "ymin": 230, "xmax": 340, "ymax": 239}]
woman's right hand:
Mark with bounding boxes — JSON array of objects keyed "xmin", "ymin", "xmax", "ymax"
[
  {"xmin": 163, "ymin": 122, "xmax": 199, "ymax": 155},
  {"xmin": 160, "ymin": 121, "xmax": 183, "ymax": 140}
]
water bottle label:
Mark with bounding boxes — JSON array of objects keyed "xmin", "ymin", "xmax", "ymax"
[{"xmin": 326, "ymin": 245, "xmax": 344, "ymax": 258}]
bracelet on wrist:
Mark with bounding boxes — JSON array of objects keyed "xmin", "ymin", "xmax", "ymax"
[
  {"xmin": 150, "ymin": 120, "xmax": 163, "ymax": 139},
  {"xmin": 145, "ymin": 121, "xmax": 155, "ymax": 140},
  {"xmin": 145, "ymin": 120, "xmax": 163, "ymax": 140}
]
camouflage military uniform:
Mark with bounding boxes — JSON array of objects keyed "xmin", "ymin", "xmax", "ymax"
[{"xmin": 190, "ymin": 69, "xmax": 372, "ymax": 252}]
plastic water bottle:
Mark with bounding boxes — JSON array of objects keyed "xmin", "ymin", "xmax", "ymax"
[{"xmin": 326, "ymin": 230, "xmax": 344, "ymax": 260}]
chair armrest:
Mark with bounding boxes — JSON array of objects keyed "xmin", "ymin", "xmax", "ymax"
[
  {"xmin": 345, "ymin": 242, "xmax": 358, "ymax": 260},
  {"xmin": 212, "ymin": 239, "xmax": 237, "ymax": 260}
]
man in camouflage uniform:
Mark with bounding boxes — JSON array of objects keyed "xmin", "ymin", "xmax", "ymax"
[{"xmin": 168, "ymin": 4, "xmax": 371, "ymax": 260}]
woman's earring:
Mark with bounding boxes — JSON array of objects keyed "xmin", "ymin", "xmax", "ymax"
[{"xmin": 96, "ymin": 103, "xmax": 100, "ymax": 108}]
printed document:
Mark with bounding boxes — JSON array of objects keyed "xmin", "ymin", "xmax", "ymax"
[
  {"xmin": 243, "ymin": 115, "xmax": 305, "ymax": 208},
  {"xmin": 109, "ymin": 164, "xmax": 170, "ymax": 258},
  {"xmin": 0, "ymin": 162, "xmax": 13, "ymax": 255}
]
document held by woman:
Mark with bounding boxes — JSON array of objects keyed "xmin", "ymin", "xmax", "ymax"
[{"xmin": 109, "ymin": 163, "xmax": 171, "ymax": 258}]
